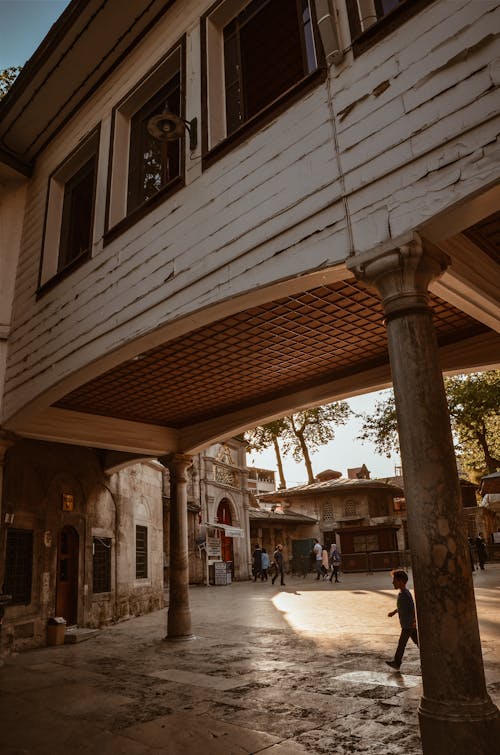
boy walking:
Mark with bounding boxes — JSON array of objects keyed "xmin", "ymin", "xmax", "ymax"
[{"xmin": 386, "ymin": 569, "xmax": 419, "ymax": 670}]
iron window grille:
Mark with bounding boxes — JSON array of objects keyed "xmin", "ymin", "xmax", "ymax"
[
  {"xmin": 4, "ymin": 529, "xmax": 33, "ymax": 605},
  {"xmin": 92, "ymin": 537, "xmax": 112, "ymax": 593},
  {"xmin": 135, "ymin": 525, "xmax": 148, "ymax": 579}
]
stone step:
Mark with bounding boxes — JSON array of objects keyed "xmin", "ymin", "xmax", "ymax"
[{"xmin": 64, "ymin": 627, "xmax": 100, "ymax": 644}]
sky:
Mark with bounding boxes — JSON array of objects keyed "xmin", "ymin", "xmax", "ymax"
[
  {"xmin": 247, "ymin": 391, "xmax": 401, "ymax": 487},
  {"xmin": 0, "ymin": 1, "xmax": 70, "ymax": 69},
  {"xmin": 0, "ymin": 0, "xmax": 403, "ymax": 485}
]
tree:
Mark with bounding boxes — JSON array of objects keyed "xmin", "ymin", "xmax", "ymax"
[
  {"xmin": 445, "ymin": 371, "xmax": 500, "ymax": 475},
  {"xmin": 357, "ymin": 371, "xmax": 500, "ymax": 476},
  {"xmin": 246, "ymin": 401, "xmax": 351, "ymax": 487},
  {"xmin": 0, "ymin": 67, "xmax": 21, "ymax": 100},
  {"xmin": 245, "ymin": 419, "xmax": 289, "ymax": 489},
  {"xmin": 286, "ymin": 403, "xmax": 351, "ymax": 484}
]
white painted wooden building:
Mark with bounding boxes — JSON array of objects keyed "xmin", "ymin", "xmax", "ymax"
[{"xmin": 1, "ymin": 1, "xmax": 499, "ymax": 751}]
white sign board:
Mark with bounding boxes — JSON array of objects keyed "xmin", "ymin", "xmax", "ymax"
[{"xmin": 206, "ymin": 537, "xmax": 222, "ymax": 560}]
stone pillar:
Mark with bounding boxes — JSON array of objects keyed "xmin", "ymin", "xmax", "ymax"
[
  {"xmin": 162, "ymin": 453, "xmax": 193, "ymax": 640},
  {"xmin": 347, "ymin": 235, "xmax": 499, "ymax": 754}
]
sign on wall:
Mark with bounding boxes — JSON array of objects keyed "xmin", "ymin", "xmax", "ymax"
[{"xmin": 206, "ymin": 536, "xmax": 222, "ymax": 560}]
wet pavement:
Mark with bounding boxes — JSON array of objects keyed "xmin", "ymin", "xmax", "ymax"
[{"xmin": 0, "ymin": 567, "xmax": 498, "ymax": 754}]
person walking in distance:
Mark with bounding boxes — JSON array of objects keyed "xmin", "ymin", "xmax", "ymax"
[
  {"xmin": 475, "ymin": 533, "xmax": 488, "ymax": 570},
  {"xmin": 313, "ymin": 538, "xmax": 322, "ymax": 580},
  {"xmin": 252, "ymin": 544, "xmax": 262, "ymax": 582},
  {"xmin": 386, "ymin": 569, "xmax": 419, "ymax": 670},
  {"xmin": 261, "ymin": 548, "xmax": 270, "ymax": 581},
  {"xmin": 329, "ymin": 543, "xmax": 341, "ymax": 583},
  {"xmin": 271, "ymin": 544, "xmax": 285, "ymax": 586}
]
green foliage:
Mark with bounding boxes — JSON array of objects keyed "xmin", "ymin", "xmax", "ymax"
[
  {"xmin": 0, "ymin": 67, "xmax": 21, "ymax": 100},
  {"xmin": 287, "ymin": 403, "xmax": 351, "ymax": 462},
  {"xmin": 357, "ymin": 371, "xmax": 500, "ymax": 476},
  {"xmin": 444, "ymin": 371, "xmax": 500, "ymax": 475},
  {"xmin": 245, "ymin": 402, "xmax": 351, "ymax": 485}
]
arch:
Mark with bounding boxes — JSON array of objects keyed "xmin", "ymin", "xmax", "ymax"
[{"xmin": 216, "ymin": 498, "xmax": 234, "ymax": 565}]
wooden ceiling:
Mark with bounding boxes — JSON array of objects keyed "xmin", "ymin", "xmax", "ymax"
[{"xmin": 55, "ymin": 276, "xmax": 489, "ymax": 429}]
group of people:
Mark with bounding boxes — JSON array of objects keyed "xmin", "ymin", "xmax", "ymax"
[
  {"xmin": 252, "ymin": 543, "xmax": 285, "ymax": 586},
  {"xmin": 312, "ymin": 539, "xmax": 341, "ymax": 583}
]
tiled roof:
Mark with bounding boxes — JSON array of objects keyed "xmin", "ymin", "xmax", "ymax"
[
  {"xmin": 249, "ymin": 508, "xmax": 317, "ymax": 523},
  {"xmin": 259, "ymin": 477, "xmax": 404, "ymax": 499}
]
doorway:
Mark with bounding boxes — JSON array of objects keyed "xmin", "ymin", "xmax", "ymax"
[
  {"xmin": 217, "ymin": 500, "xmax": 234, "ymax": 566},
  {"xmin": 56, "ymin": 526, "xmax": 79, "ymax": 625}
]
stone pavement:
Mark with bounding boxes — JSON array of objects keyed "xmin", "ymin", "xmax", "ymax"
[{"xmin": 0, "ymin": 567, "xmax": 498, "ymax": 755}]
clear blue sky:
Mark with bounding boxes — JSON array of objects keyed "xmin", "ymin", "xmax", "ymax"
[{"xmin": 0, "ymin": 1, "xmax": 70, "ymax": 69}]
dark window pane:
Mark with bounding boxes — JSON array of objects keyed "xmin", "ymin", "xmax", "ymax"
[
  {"xmin": 93, "ymin": 537, "xmax": 112, "ymax": 593},
  {"xmin": 58, "ymin": 157, "xmax": 96, "ymax": 271},
  {"xmin": 4, "ymin": 529, "xmax": 33, "ymax": 605},
  {"xmin": 224, "ymin": 0, "xmax": 315, "ymax": 136},
  {"xmin": 135, "ymin": 525, "xmax": 148, "ymax": 579},
  {"xmin": 128, "ymin": 74, "xmax": 181, "ymax": 214}
]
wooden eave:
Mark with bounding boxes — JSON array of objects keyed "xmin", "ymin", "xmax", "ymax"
[{"xmin": 0, "ymin": 0, "xmax": 177, "ymax": 171}]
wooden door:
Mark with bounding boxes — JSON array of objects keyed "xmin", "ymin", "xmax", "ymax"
[
  {"xmin": 217, "ymin": 500, "xmax": 234, "ymax": 564},
  {"xmin": 56, "ymin": 526, "xmax": 79, "ymax": 625}
]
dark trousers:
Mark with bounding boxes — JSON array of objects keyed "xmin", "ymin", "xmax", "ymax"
[
  {"xmin": 272, "ymin": 565, "xmax": 285, "ymax": 585},
  {"xmin": 329, "ymin": 564, "xmax": 340, "ymax": 582},
  {"xmin": 261, "ymin": 569, "xmax": 268, "ymax": 581},
  {"xmin": 394, "ymin": 627, "xmax": 419, "ymax": 666}
]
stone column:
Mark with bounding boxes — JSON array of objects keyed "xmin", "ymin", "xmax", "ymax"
[
  {"xmin": 347, "ymin": 235, "xmax": 499, "ymax": 754},
  {"xmin": 162, "ymin": 453, "xmax": 193, "ymax": 640}
]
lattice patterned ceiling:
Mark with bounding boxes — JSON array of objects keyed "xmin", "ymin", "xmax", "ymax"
[{"xmin": 55, "ymin": 277, "xmax": 488, "ymax": 428}]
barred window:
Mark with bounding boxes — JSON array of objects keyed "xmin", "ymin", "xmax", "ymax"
[
  {"xmin": 135, "ymin": 525, "xmax": 148, "ymax": 579},
  {"xmin": 4, "ymin": 529, "xmax": 33, "ymax": 605},
  {"xmin": 323, "ymin": 501, "xmax": 334, "ymax": 524},
  {"xmin": 93, "ymin": 537, "xmax": 112, "ymax": 593},
  {"xmin": 344, "ymin": 499, "xmax": 357, "ymax": 517}
]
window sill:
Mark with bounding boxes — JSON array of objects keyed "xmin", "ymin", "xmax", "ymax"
[
  {"xmin": 202, "ymin": 67, "xmax": 326, "ymax": 171},
  {"xmin": 36, "ymin": 250, "xmax": 91, "ymax": 299},
  {"xmin": 104, "ymin": 176, "xmax": 184, "ymax": 247}
]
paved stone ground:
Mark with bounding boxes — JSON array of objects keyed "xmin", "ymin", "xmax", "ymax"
[{"xmin": 0, "ymin": 567, "xmax": 498, "ymax": 754}]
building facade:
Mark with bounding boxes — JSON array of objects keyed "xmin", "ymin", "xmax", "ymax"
[{"xmin": 1, "ymin": 440, "xmax": 164, "ymax": 652}]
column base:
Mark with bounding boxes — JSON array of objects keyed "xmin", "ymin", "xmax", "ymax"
[
  {"xmin": 166, "ymin": 606, "xmax": 192, "ymax": 639},
  {"xmin": 419, "ymin": 695, "xmax": 500, "ymax": 755},
  {"xmin": 163, "ymin": 633, "xmax": 196, "ymax": 642}
]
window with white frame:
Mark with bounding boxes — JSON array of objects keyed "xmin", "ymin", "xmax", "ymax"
[
  {"xmin": 106, "ymin": 41, "xmax": 185, "ymax": 234},
  {"xmin": 39, "ymin": 128, "xmax": 99, "ymax": 289},
  {"xmin": 203, "ymin": 0, "xmax": 319, "ymax": 152}
]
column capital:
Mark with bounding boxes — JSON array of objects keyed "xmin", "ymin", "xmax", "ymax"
[
  {"xmin": 159, "ymin": 453, "xmax": 193, "ymax": 469},
  {"xmin": 346, "ymin": 233, "xmax": 450, "ymax": 320}
]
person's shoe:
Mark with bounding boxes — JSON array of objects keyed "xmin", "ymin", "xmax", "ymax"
[{"xmin": 385, "ymin": 660, "xmax": 401, "ymax": 670}]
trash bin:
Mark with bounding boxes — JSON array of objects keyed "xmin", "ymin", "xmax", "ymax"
[{"xmin": 47, "ymin": 616, "xmax": 66, "ymax": 645}]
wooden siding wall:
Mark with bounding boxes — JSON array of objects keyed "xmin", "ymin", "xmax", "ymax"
[{"xmin": 3, "ymin": 0, "xmax": 500, "ymax": 423}]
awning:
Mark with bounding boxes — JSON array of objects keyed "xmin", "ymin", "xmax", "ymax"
[{"xmin": 205, "ymin": 522, "xmax": 244, "ymax": 538}]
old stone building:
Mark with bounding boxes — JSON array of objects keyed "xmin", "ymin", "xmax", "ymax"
[
  {"xmin": 2, "ymin": 441, "xmax": 164, "ymax": 652},
  {"xmin": 259, "ymin": 468, "xmax": 406, "ymax": 571}
]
